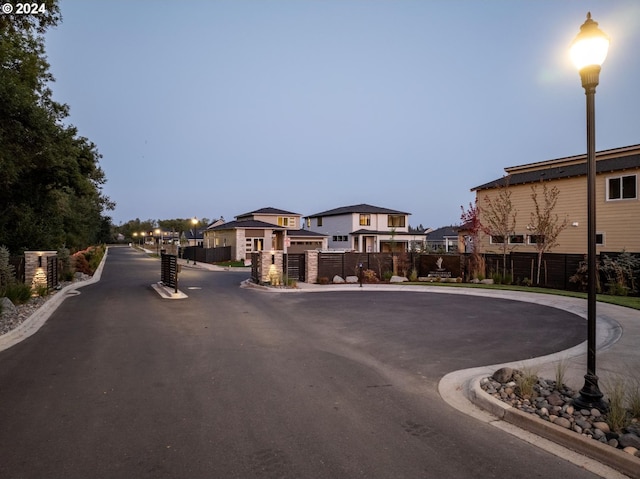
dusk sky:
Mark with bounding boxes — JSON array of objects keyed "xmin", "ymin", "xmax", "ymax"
[{"xmin": 45, "ymin": 0, "xmax": 640, "ymax": 229}]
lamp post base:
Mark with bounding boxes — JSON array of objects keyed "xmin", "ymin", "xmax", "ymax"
[{"xmin": 574, "ymin": 373, "xmax": 608, "ymax": 412}]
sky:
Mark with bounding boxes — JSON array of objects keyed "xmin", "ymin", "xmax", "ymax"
[{"xmin": 44, "ymin": 0, "xmax": 640, "ymax": 230}]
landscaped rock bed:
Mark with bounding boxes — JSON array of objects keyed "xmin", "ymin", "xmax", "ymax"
[{"xmin": 481, "ymin": 367, "xmax": 640, "ymax": 457}]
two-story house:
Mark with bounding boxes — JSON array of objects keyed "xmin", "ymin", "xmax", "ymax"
[
  {"xmin": 305, "ymin": 203, "xmax": 416, "ymax": 252},
  {"xmin": 204, "ymin": 207, "xmax": 327, "ymax": 261},
  {"xmin": 472, "ymin": 144, "xmax": 640, "ymax": 254}
]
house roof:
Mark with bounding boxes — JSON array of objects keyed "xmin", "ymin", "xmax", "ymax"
[
  {"xmin": 425, "ymin": 226, "xmax": 459, "ymax": 241},
  {"xmin": 207, "ymin": 219, "xmax": 286, "ymax": 231},
  {"xmin": 287, "ymin": 229, "xmax": 327, "ymax": 238},
  {"xmin": 236, "ymin": 207, "xmax": 300, "ymax": 219},
  {"xmin": 473, "ymin": 148, "xmax": 640, "ymax": 192},
  {"xmin": 350, "ymin": 229, "xmax": 421, "ymax": 237},
  {"xmin": 307, "ymin": 203, "xmax": 410, "ymax": 218}
]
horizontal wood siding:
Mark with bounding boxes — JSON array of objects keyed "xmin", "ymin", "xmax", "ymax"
[{"xmin": 476, "ymin": 169, "xmax": 640, "ymax": 254}]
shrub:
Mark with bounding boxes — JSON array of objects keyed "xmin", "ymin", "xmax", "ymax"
[
  {"xmin": 362, "ymin": 269, "xmax": 378, "ymax": 283},
  {"xmin": 604, "ymin": 376, "xmax": 630, "ymax": 432},
  {"xmin": 409, "ymin": 267, "xmax": 418, "ymax": 282},
  {"xmin": 0, "ymin": 245, "xmax": 16, "ymax": 294},
  {"xmin": 72, "ymin": 253, "xmax": 92, "ymax": 275},
  {"xmin": 4, "ymin": 282, "xmax": 33, "ymax": 305},
  {"xmin": 317, "ymin": 277, "xmax": 330, "ymax": 285},
  {"xmin": 383, "ymin": 270, "xmax": 393, "ymax": 281},
  {"xmin": 515, "ymin": 367, "xmax": 538, "ymax": 399},
  {"xmin": 57, "ymin": 247, "xmax": 74, "ymax": 281},
  {"xmin": 35, "ymin": 284, "xmax": 48, "ymax": 297}
]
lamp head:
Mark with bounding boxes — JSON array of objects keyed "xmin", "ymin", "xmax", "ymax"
[{"xmin": 570, "ymin": 12, "xmax": 609, "ymax": 71}]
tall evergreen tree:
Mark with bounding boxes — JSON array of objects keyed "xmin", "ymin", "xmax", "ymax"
[{"xmin": 0, "ymin": 1, "xmax": 114, "ymax": 253}]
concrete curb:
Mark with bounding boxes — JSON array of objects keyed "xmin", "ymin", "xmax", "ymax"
[
  {"xmin": 151, "ymin": 282, "xmax": 188, "ymax": 299},
  {"xmin": 468, "ymin": 376, "xmax": 640, "ymax": 479},
  {"xmin": 0, "ymin": 247, "xmax": 109, "ymax": 353}
]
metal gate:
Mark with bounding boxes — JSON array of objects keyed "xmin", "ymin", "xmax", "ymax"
[
  {"xmin": 161, "ymin": 253, "xmax": 178, "ymax": 290},
  {"xmin": 285, "ymin": 254, "xmax": 305, "ymax": 282}
]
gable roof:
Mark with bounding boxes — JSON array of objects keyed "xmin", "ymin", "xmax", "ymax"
[
  {"xmin": 307, "ymin": 203, "xmax": 410, "ymax": 218},
  {"xmin": 207, "ymin": 219, "xmax": 285, "ymax": 231},
  {"xmin": 425, "ymin": 226, "xmax": 459, "ymax": 241},
  {"xmin": 236, "ymin": 207, "xmax": 300, "ymax": 219},
  {"xmin": 473, "ymin": 145, "xmax": 640, "ymax": 192}
]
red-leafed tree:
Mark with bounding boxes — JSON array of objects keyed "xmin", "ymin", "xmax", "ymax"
[{"xmin": 460, "ymin": 199, "xmax": 485, "ymax": 279}]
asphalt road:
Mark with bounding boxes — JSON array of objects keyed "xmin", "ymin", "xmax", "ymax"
[{"xmin": 0, "ymin": 246, "xmax": 601, "ymax": 478}]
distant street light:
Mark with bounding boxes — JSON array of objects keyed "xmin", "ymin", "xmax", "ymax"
[
  {"xmin": 155, "ymin": 228, "xmax": 161, "ymax": 256},
  {"xmin": 192, "ymin": 217, "xmax": 198, "ymax": 265},
  {"xmin": 570, "ymin": 12, "xmax": 609, "ymax": 412}
]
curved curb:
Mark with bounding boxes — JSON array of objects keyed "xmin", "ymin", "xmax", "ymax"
[
  {"xmin": 0, "ymin": 247, "xmax": 109, "ymax": 353},
  {"xmin": 467, "ymin": 375, "xmax": 640, "ymax": 479}
]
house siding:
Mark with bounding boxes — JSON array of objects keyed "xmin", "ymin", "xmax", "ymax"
[
  {"xmin": 475, "ymin": 166, "xmax": 640, "ymax": 254},
  {"xmin": 308, "ymin": 215, "xmax": 354, "ymax": 249}
]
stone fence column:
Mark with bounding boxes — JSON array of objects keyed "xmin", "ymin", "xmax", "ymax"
[
  {"xmin": 305, "ymin": 250, "xmax": 319, "ymax": 284},
  {"xmin": 259, "ymin": 251, "xmax": 283, "ymax": 285},
  {"xmin": 24, "ymin": 251, "xmax": 57, "ymax": 289}
]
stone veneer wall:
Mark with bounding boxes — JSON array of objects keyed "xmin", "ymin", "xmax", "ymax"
[
  {"xmin": 24, "ymin": 251, "xmax": 57, "ymax": 289},
  {"xmin": 305, "ymin": 250, "xmax": 319, "ymax": 284},
  {"xmin": 258, "ymin": 251, "xmax": 283, "ymax": 285}
]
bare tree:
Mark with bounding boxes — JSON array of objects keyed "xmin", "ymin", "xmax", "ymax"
[
  {"xmin": 528, "ymin": 184, "xmax": 568, "ymax": 285},
  {"xmin": 481, "ymin": 183, "xmax": 517, "ymax": 277}
]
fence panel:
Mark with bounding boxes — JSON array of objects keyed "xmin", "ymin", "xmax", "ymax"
[
  {"xmin": 285, "ymin": 254, "xmax": 305, "ymax": 281},
  {"xmin": 161, "ymin": 253, "xmax": 178, "ymax": 289},
  {"xmin": 46, "ymin": 256, "xmax": 58, "ymax": 288}
]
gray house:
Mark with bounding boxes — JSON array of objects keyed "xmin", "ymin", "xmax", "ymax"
[{"xmin": 306, "ymin": 203, "xmax": 423, "ymax": 252}]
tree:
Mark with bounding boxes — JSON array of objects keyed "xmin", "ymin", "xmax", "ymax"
[
  {"xmin": 0, "ymin": 0, "xmax": 113, "ymax": 253},
  {"xmin": 528, "ymin": 184, "xmax": 568, "ymax": 285},
  {"xmin": 460, "ymin": 199, "xmax": 485, "ymax": 279},
  {"xmin": 481, "ymin": 183, "xmax": 517, "ymax": 277}
]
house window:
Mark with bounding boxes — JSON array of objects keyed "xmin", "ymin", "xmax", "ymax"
[
  {"xmin": 277, "ymin": 217, "xmax": 295, "ymax": 227},
  {"xmin": 360, "ymin": 214, "xmax": 371, "ymax": 226},
  {"xmin": 596, "ymin": 232, "xmax": 605, "ymax": 246},
  {"xmin": 332, "ymin": 235, "xmax": 348, "ymax": 242},
  {"xmin": 388, "ymin": 215, "xmax": 405, "ymax": 228},
  {"xmin": 490, "ymin": 235, "xmax": 505, "ymax": 244},
  {"xmin": 509, "ymin": 235, "xmax": 525, "ymax": 244},
  {"xmin": 245, "ymin": 238, "xmax": 253, "ymax": 252},
  {"xmin": 528, "ymin": 235, "xmax": 545, "ymax": 245},
  {"xmin": 607, "ymin": 174, "xmax": 637, "ymax": 200},
  {"xmin": 317, "ymin": 217, "xmax": 323, "ymax": 227},
  {"xmin": 306, "ymin": 218, "xmax": 310, "ymax": 228}
]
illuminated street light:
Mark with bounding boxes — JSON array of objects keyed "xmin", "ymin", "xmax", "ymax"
[{"xmin": 570, "ymin": 12, "xmax": 610, "ymax": 412}]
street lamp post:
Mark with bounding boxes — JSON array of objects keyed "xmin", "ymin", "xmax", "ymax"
[
  {"xmin": 192, "ymin": 217, "xmax": 198, "ymax": 265},
  {"xmin": 155, "ymin": 228, "xmax": 161, "ymax": 256},
  {"xmin": 570, "ymin": 12, "xmax": 609, "ymax": 412}
]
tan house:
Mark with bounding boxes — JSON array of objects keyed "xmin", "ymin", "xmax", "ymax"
[
  {"xmin": 471, "ymin": 144, "xmax": 640, "ymax": 254},
  {"xmin": 204, "ymin": 207, "xmax": 327, "ymax": 261}
]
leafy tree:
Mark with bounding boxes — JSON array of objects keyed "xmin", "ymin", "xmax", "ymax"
[
  {"xmin": 0, "ymin": 0, "xmax": 113, "ymax": 253},
  {"xmin": 528, "ymin": 184, "xmax": 568, "ymax": 285},
  {"xmin": 480, "ymin": 183, "xmax": 517, "ymax": 277}
]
